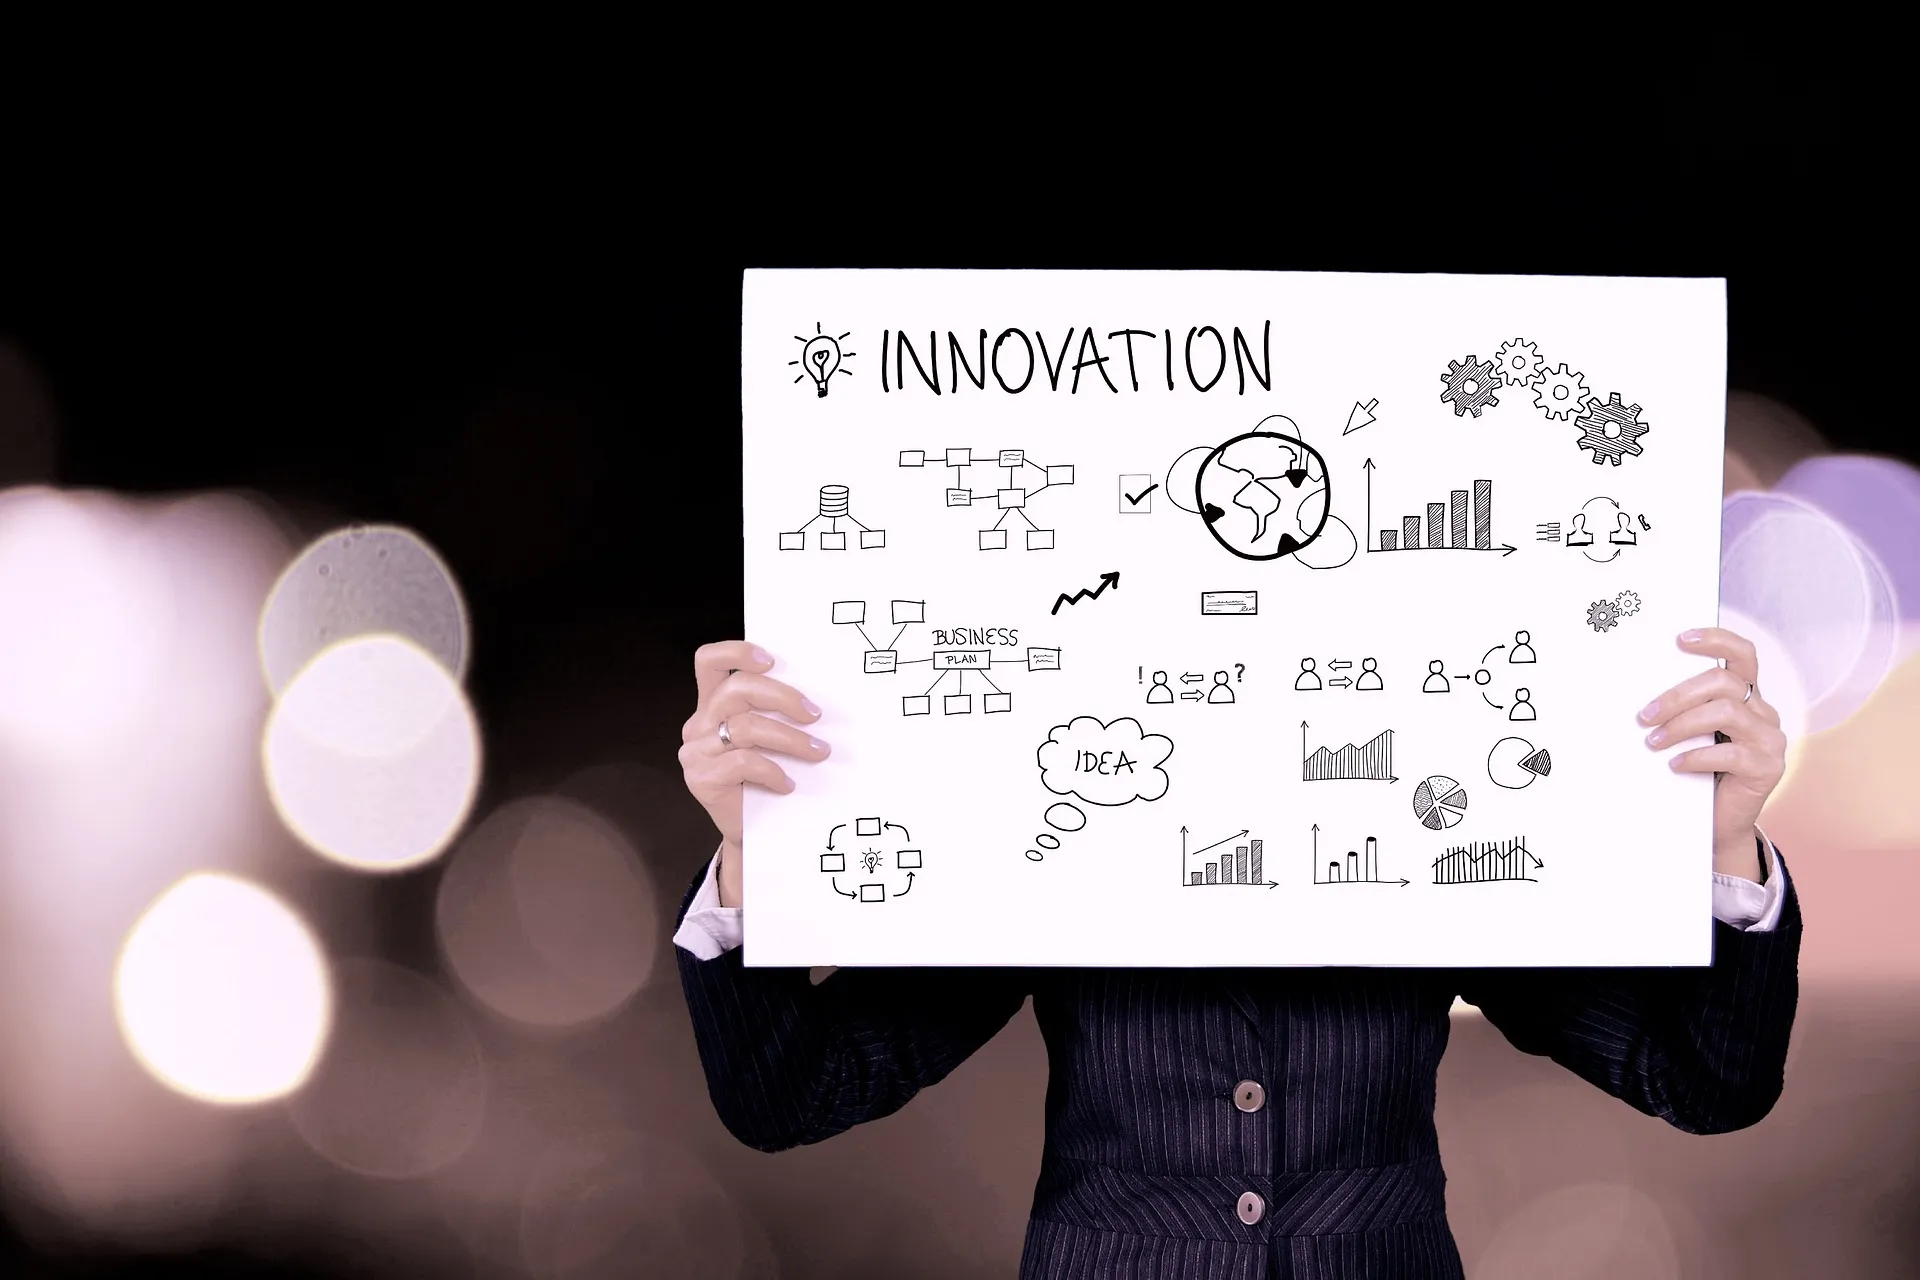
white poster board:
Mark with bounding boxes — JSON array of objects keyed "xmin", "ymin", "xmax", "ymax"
[{"xmin": 740, "ymin": 270, "xmax": 1724, "ymax": 968}]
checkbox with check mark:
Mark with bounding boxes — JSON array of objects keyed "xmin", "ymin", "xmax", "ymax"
[{"xmin": 1118, "ymin": 474, "xmax": 1157, "ymax": 514}]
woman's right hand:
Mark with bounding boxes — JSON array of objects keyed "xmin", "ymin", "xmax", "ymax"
[{"xmin": 679, "ymin": 641, "xmax": 830, "ymax": 907}]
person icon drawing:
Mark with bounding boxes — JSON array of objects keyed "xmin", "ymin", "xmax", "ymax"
[
  {"xmin": 1566, "ymin": 513, "xmax": 1594, "ymax": 546},
  {"xmin": 1146, "ymin": 671, "xmax": 1173, "ymax": 704},
  {"xmin": 1509, "ymin": 631, "xmax": 1537, "ymax": 663},
  {"xmin": 1423, "ymin": 660, "xmax": 1450, "ymax": 693},
  {"xmin": 1356, "ymin": 658, "xmax": 1383, "ymax": 691},
  {"xmin": 1610, "ymin": 512, "xmax": 1638, "ymax": 545},
  {"xmin": 1509, "ymin": 687, "xmax": 1537, "ymax": 721},
  {"xmin": 1295, "ymin": 658, "xmax": 1323, "ymax": 691},
  {"xmin": 1208, "ymin": 671, "xmax": 1235, "ymax": 704}
]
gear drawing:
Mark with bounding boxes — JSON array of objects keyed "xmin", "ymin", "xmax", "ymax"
[
  {"xmin": 1440, "ymin": 355, "xmax": 1501, "ymax": 418},
  {"xmin": 1573, "ymin": 392, "xmax": 1650, "ymax": 465},
  {"xmin": 1492, "ymin": 338, "xmax": 1544, "ymax": 387},
  {"xmin": 1533, "ymin": 363, "xmax": 1590, "ymax": 420},
  {"xmin": 1586, "ymin": 598, "xmax": 1620, "ymax": 633},
  {"xmin": 1614, "ymin": 589, "xmax": 1641, "ymax": 616}
]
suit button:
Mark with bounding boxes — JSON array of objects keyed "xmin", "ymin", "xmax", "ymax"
[
  {"xmin": 1234, "ymin": 1080, "xmax": 1266, "ymax": 1113},
  {"xmin": 1237, "ymin": 1191, "xmax": 1264, "ymax": 1225}
]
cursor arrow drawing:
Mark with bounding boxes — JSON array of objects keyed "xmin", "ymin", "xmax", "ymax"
[{"xmin": 1343, "ymin": 398, "xmax": 1379, "ymax": 435}]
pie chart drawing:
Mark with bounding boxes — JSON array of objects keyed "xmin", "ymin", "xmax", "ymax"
[
  {"xmin": 1488, "ymin": 737, "xmax": 1553, "ymax": 789},
  {"xmin": 1412, "ymin": 775, "xmax": 1469, "ymax": 830}
]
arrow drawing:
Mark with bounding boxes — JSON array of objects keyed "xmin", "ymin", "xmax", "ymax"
[
  {"xmin": 895, "ymin": 872, "xmax": 916, "ymax": 897},
  {"xmin": 1343, "ymin": 397, "xmax": 1379, "ymax": 435},
  {"xmin": 1051, "ymin": 570, "xmax": 1121, "ymax": 615},
  {"xmin": 884, "ymin": 822, "xmax": 910, "ymax": 840},
  {"xmin": 831, "ymin": 878, "xmax": 857, "ymax": 899},
  {"xmin": 826, "ymin": 823, "xmax": 846, "ymax": 850},
  {"xmin": 1180, "ymin": 672, "xmax": 1204, "ymax": 684}
]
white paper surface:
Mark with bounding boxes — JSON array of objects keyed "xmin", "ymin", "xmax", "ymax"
[{"xmin": 740, "ymin": 270, "xmax": 1724, "ymax": 968}]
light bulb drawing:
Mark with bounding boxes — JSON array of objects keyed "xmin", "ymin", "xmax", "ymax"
[{"xmin": 792, "ymin": 322, "xmax": 854, "ymax": 397}]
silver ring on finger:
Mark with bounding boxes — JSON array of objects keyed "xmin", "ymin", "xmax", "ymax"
[
  {"xmin": 1743, "ymin": 683, "xmax": 1755, "ymax": 704},
  {"xmin": 717, "ymin": 718, "xmax": 734, "ymax": 749}
]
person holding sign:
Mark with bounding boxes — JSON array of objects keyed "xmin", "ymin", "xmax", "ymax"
[{"xmin": 673, "ymin": 630, "xmax": 1796, "ymax": 1279}]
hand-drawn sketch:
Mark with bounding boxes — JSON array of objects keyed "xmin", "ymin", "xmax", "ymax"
[
  {"xmin": 1301, "ymin": 657, "xmax": 1382, "ymax": 691},
  {"xmin": 1364, "ymin": 463, "xmax": 1515, "ymax": 555},
  {"xmin": 792, "ymin": 322, "xmax": 854, "ymax": 397},
  {"xmin": 1296, "ymin": 658, "xmax": 1323, "ymax": 690},
  {"xmin": 1118, "ymin": 474, "xmax": 1157, "ymax": 513},
  {"xmin": 1439, "ymin": 354, "xmax": 1501, "ymax": 417},
  {"xmin": 1412, "ymin": 775, "xmax": 1469, "ymax": 830},
  {"xmin": 1509, "ymin": 630, "xmax": 1537, "ymax": 662},
  {"xmin": 1355, "ymin": 658, "xmax": 1383, "ymax": 690},
  {"xmin": 1207, "ymin": 672, "xmax": 1235, "ymax": 703},
  {"xmin": 778, "ymin": 483, "xmax": 886, "ymax": 550},
  {"xmin": 1562, "ymin": 496, "xmax": 1650, "ymax": 562},
  {"xmin": 1433, "ymin": 836, "xmax": 1540, "ymax": 884},
  {"xmin": 1166, "ymin": 416, "xmax": 1358, "ymax": 568},
  {"xmin": 1491, "ymin": 339, "xmax": 1545, "ymax": 388},
  {"xmin": 1310, "ymin": 828, "xmax": 1408, "ymax": 886},
  {"xmin": 1144, "ymin": 669, "xmax": 1243, "ymax": 706},
  {"xmin": 1488, "ymin": 737, "xmax": 1552, "ymax": 789},
  {"xmin": 1614, "ymin": 589, "xmax": 1641, "ymax": 616},
  {"xmin": 898, "ymin": 446, "xmax": 1073, "ymax": 549},
  {"xmin": 1533, "ymin": 363, "xmax": 1591, "ymax": 419},
  {"xmin": 1572, "ymin": 392, "xmax": 1651, "ymax": 466},
  {"xmin": 821, "ymin": 816, "xmax": 921, "ymax": 902},
  {"xmin": 1052, "ymin": 570, "xmax": 1120, "ymax": 615},
  {"xmin": 1586, "ymin": 590, "xmax": 1641, "ymax": 633},
  {"xmin": 1146, "ymin": 670, "xmax": 1174, "ymax": 703},
  {"xmin": 1536, "ymin": 522, "xmax": 1562, "ymax": 542},
  {"xmin": 833, "ymin": 598, "xmax": 1057, "ymax": 714},
  {"xmin": 1025, "ymin": 718, "xmax": 1172, "ymax": 865},
  {"xmin": 1024, "ymin": 801, "xmax": 1088, "ymax": 863},
  {"xmin": 1200, "ymin": 591, "xmax": 1258, "ymax": 615},
  {"xmin": 1302, "ymin": 723, "xmax": 1395, "ymax": 782},
  {"xmin": 1180, "ymin": 827, "xmax": 1276, "ymax": 887},
  {"xmin": 1508, "ymin": 688, "xmax": 1537, "ymax": 721},
  {"xmin": 1343, "ymin": 398, "xmax": 1379, "ymax": 434}
]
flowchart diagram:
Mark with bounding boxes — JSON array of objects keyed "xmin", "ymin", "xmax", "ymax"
[
  {"xmin": 832, "ymin": 598, "xmax": 1061, "ymax": 716},
  {"xmin": 898, "ymin": 446, "xmax": 1074, "ymax": 549}
]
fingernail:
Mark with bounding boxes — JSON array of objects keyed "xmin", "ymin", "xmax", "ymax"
[
  {"xmin": 751, "ymin": 647, "xmax": 773, "ymax": 666},
  {"xmin": 801, "ymin": 697, "xmax": 821, "ymax": 717},
  {"xmin": 1679, "ymin": 630, "xmax": 1703, "ymax": 643},
  {"xmin": 808, "ymin": 737, "xmax": 829, "ymax": 754},
  {"xmin": 1646, "ymin": 727, "xmax": 1667, "ymax": 747},
  {"xmin": 1639, "ymin": 700, "xmax": 1660, "ymax": 722}
]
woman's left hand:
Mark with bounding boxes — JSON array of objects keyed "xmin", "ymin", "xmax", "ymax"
[{"xmin": 1638, "ymin": 627, "xmax": 1787, "ymax": 881}]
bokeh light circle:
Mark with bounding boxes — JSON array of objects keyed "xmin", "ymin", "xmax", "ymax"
[
  {"xmin": 259, "ymin": 524, "xmax": 469, "ymax": 697},
  {"xmin": 264, "ymin": 633, "xmax": 482, "ymax": 872},
  {"xmin": 1722, "ymin": 490, "xmax": 1895, "ymax": 732},
  {"xmin": 113, "ymin": 872, "xmax": 332, "ymax": 1105},
  {"xmin": 287, "ymin": 958, "xmax": 487, "ymax": 1179},
  {"xmin": 437, "ymin": 796, "xmax": 658, "ymax": 1029}
]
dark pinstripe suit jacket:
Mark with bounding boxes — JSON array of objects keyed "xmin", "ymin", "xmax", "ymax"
[{"xmin": 677, "ymin": 862, "xmax": 1801, "ymax": 1279}]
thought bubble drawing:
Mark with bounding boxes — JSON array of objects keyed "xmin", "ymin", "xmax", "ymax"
[{"xmin": 1036, "ymin": 716, "xmax": 1174, "ymax": 807}]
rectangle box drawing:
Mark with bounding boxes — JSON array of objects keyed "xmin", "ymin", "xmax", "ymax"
[
  {"xmin": 1027, "ymin": 529, "xmax": 1055, "ymax": 550},
  {"xmin": 945, "ymin": 488, "xmax": 971, "ymax": 507},
  {"xmin": 998, "ymin": 449, "xmax": 1023, "ymax": 467},
  {"xmin": 855, "ymin": 818, "xmax": 882, "ymax": 837},
  {"xmin": 891, "ymin": 599, "xmax": 925, "ymax": 624},
  {"xmin": 859, "ymin": 884, "xmax": 885, "ymax": 903},
  {"xmin": 863, "ymin": 650, "xmax": 898, "ymax": 673},
  {"xmin": 1026, "ymin": 647, "xmax": 1061, "ymax": 671},
  {"xmin": 943, "ymin": 694, "xmax": 972, "ymax": 715},
  {"xmin": 983, "ymin": 692, "xmax": 1013, "ymax": 713},
  {"xmin": 778, "ymin": 532, "xmax": 805, "ymax": 550},
  {"xmin": 859, "ymin": 530, "xmax": 886, "ymax": 549},
  {"xmin": 896, "ymin": 848, "xmax": 923, "ymax": 869},
  {"xmin": 933, "ymin": 649, "xmax": 990, "ymax": 669},
  {"xmin": 820, "ymin": 531, "xmax": 847, "ymax": 550},
  {"xmin": 820, "ymin": 852, "xmax": 846, "ymax": 873},
  {"xmin": 831, "ymin": 601, "xmax": 866, "ymax": 625},
  {"xmin": 1045, "ymin": 465, "xmax": 1074, "ymax": 486},
  {"xmin": 980, "ymin": 529, "xmax": 1008, "ymax": 549},
  {"xmin": 902, "ymin": 695, "xmax": 931, "ymax": 716},
  {"xmin": 899, "ymin": 450, "xmax": 926, "ymax": 467},
  {"xmin": 997, "ymin": 488, "xmax": 1026, "ymax": 508},
  {"xmin": 945, "ymin": 447, "xmax": 971, "ymax": 467},
  {"xmin": 1201, "ymin": 591, "xmax": 1258, "ymax": 615}
]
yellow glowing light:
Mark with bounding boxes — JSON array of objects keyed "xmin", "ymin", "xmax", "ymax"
[
  {"xmin": 263, "ymin": 633, "xmax": 482, "ymax": 872},
  {"xmin": 114, "ymin": 872, "xmax": 332, "ymax": 1105}
]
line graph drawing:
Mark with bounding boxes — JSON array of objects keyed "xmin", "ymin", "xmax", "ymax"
[
  {"xmin": 1310, "ymin": 827, "xmax": 1408, "ymax": 886},
  {"xmin": 1432, "ymin": 836, "xmax": 1541, "ymax": 884},
  {"xmin": 833, "ymin": 598, "xmax": 1059, "ymax": 716},
  {"xmin": 778, "ymin": 483, "xmax": 886, "ymax": 550},
  {"xmin": 1302, "ymin": 722, "xmax": 1395, "ymax": 782},
  {"xmin": 899, "ymin": 446, "xmax": 1073, "ymax": 550},
  {"xmin": 1179, "ymin": 826, "xmax": 1276, "ymax": 887},
  {"xmin": 1053, "ymin": 571, "xmax": 1119, "ymax": 614}
]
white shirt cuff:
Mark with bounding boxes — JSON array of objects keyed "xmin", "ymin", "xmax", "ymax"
[
  {"xmin": 671, "ymin": 850, "xmax": 744, "ymax": 960},
  {"xmin": 1710, "ymin": 831, "xmax": 1786, "ymax": 932}
]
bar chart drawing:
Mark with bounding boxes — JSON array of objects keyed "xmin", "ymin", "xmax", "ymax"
[
  {"xmin": 1310, "ymin": 827, "xmax": 1409, "ymax": 886},
  {"xmin": 1179, "ymin": 827, "xmax": 1276, "ymax": 887},
  {"xmin": 1302, "ymin": 723, "xmax": 1395, "ymax": 782},
  {"xmin": 1363, "ymin": 463, "xmax": 1516, "ymax": 555},
  {"xmin": 1432, "ymin": 836, "xmax": 1542, "ymax": 884}
]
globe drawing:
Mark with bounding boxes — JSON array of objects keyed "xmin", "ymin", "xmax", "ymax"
[{"xmin": 1194, "ymin": 431, "xmax": 1332, "ymax": 561}]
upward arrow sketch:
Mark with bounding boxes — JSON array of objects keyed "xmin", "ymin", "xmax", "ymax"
[
  {"xmin": 1052, "ymin": 571, "xmax": 1121, "ymax": 615},
  {"xmin": 1362, "ymin": 459, "xmax": 1375, "ymax": 545}
]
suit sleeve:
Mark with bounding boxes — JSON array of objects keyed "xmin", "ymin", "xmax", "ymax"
[
  {"xmin": 1457, "ymin": 848, "xmax": 1802, "ymax": 1135},
  {"xmin": 674, "ymin": 868, "xmax": 1031, "ymax": 1152}
]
